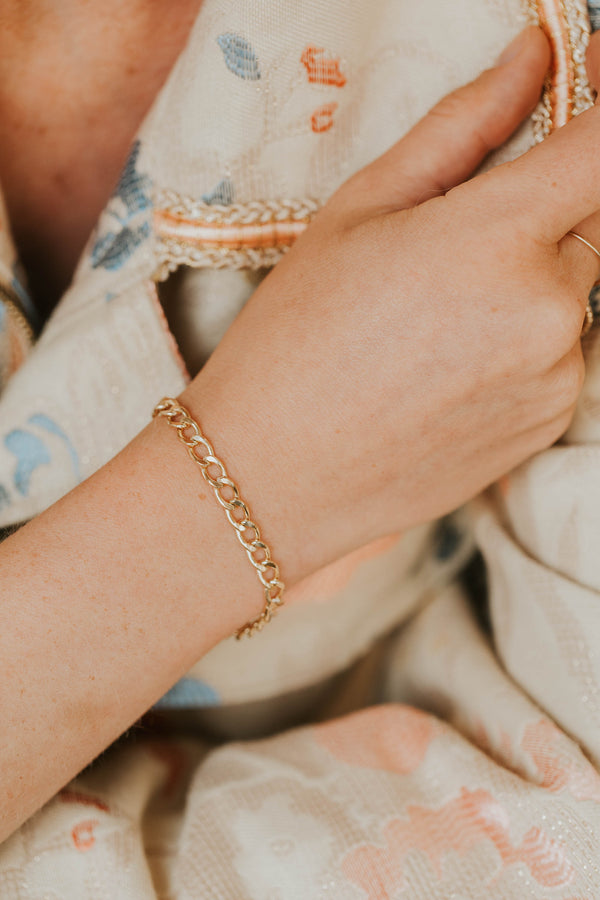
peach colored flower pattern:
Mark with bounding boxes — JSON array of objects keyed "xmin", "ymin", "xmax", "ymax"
[
  {"xmin": 71, "ymin": 819, "xmax": 99, "ymax": 852},
  {"xmin": 343, "ymin": 787, "xmax": 574, "ymax": 896},
  {"xmin": 522, "ymin": 719, "xmax": 600, "ymax": 802},
  {"xmin": 301, "ymin": 46, "xmax": 347, "ymax": 86},
  {"xmin": 311, "ymin": 102, "xmax": 338, "ymax": 133},
  {"xmin": 315, "ymin": 705, "xmax": 439, "ymax": 774}
]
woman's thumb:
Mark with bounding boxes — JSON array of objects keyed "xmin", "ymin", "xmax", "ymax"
[{"xmin": 335, "ymin": 26, "xmax": 550, "ymax": 218}]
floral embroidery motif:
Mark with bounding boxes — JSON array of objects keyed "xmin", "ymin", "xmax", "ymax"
[
  {"xmin": 522, "ymin": 719, "xmax": 600, "ymax": 801},
  {"xmin": 3, "ymin": 414, "xmax": 80, "ymax": 496},
  {"xmin": 29, "ymin": 414, "xmax": 80, "ymax": 481},
  {"xmin": 2, "ymin": 413, "xmax": 81, "ymax": 496},
  {"xmin": 311, "ymin": 102, "xmax": 338, "ymax": 133},
  {"xmin": 90, "ymin": 140, "xmax": 152, "ymax": 271},
  {"xmin": 217, "ymin": 34, "xmax": 261, "ymax": 80},
  {"xmin": 343, "ymin": 787, "xmax": 575, "ymax": 894},
  {"xmin": 71, "ymin": 819, "xmax": 99, "ymax": 852},
  {"xmin": 301, "ymin": 45, "xmax": 347, "ymax": 86},
  {"xmin": 4, "ymin": 428, "xmax": 50, "ymax": 495},
  {"xmin": 315, "ymin": 706, "xmax": 438, "ymax": 773}
]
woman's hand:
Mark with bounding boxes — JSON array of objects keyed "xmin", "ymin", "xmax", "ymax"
[{"xmin": 190, "ymin": 26, "xmax": 600, "ymax": 582}]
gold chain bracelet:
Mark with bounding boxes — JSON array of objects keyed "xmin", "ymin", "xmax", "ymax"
[{"xmin": 152, "ymin": 397, "xmax": 285, "ymax": 638}]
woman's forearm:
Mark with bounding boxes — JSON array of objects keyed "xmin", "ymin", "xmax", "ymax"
[{"xmin": 0, "ymin": 379, "xmax": 301, "ymax": 843}]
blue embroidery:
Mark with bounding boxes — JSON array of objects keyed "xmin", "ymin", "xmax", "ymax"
[
  {"xmin": 217, "ymin": 34, "xmax": 261, "ymax": 80},
  {"xmin": 3, "ymin": 415, "xmax": 80, "ymax": 496},
  {"xmin": 202, "ymin": 178, "xmax": 235, "ymax": 206},
  {"xmin": 29, "ymin": 414, "xmax": 81, "ymax": 482},
  {"xmin": 152, "ymin": 676, "xmax": 221, "ymax": 709},
  {"xmin": 90, "ymin": 141, "xmax": 152, "ymax": 271},
  {"xmin": 112, "ymin": 141, "xmax": 152, "ymax": 217},
  {"xmin": 4, "ymin": 429, "xmax": 51, "ymax": 495},
  {"xmin": 91, "ymin": 222, "xmax": 151, "ymax": 272}
]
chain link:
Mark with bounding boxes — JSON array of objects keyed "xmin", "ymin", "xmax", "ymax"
[{"xmin": 152, "ymin": 397, "xmax": 285, "ymax": 638}]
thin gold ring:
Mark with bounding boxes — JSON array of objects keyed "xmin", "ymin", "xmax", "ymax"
[
  {"xmin": 567, "ymin": 231, "xmax": 600, "ymax": 263},
  {"xmin": 566, "ymin": 231, "xmax": 599, "ymax": 336}
]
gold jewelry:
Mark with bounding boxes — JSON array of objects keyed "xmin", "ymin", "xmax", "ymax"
[
  {"xmin": 152, "ymin": 397, "xmax": 285, "ymax": 638},
  {"xmin": 566, "ymin": 231, "xmax": 600, "ymax": 263},
  {"xmin": 566, "ymin": 232, "xmax": 599, "ymax": 337}
]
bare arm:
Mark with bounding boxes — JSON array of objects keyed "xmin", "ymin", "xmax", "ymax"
[{"xmin": 0, "ymin": 391, "xmax": 292, "ymax": 840}]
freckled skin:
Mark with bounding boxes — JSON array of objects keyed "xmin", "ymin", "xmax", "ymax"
[{"xmin": 0, "ymin": 0, "xmax": 203, "ymax": 316}]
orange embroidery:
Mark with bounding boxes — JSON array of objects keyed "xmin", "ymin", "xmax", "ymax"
[
  {"xmin": 315, "ymin": 705, "xmax": 439, "ymax": 774},
  {"xmin": 311, "ymin": 103, "xmax": 337, "ymax": 134},
  {"xmin": 301, "ymin": 46, "xmax": 346, "ymax": 87},
  {"xmin": 59, "ymin": 789, "xmax": 109, "ymax": 813},
  {"xmin": 343, "ymin": 787, "xmax": 574, "ymax": 895},
  {"xmin": 522, "ymin": 719, "xmax": 600, "ymax": 802},
  {"xmin": 71, "ymin": 819, "xmax": 99, "ymax": 852}
]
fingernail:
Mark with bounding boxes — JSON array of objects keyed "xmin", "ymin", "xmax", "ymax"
[{"xmin": 496, "ymin": 27, "xmax": 532, "ymax": 66}]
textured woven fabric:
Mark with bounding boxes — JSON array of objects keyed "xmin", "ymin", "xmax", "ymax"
[{"xmin": 1, "ymin": 0, "xmax": 600, "ymax": 897}]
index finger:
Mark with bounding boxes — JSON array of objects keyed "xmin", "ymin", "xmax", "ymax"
[{"xmin": 461, "ymin": 104, "xmax": 600, "ymax": 244}]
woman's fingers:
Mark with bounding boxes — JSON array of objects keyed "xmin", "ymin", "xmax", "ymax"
[
  {"xmin": 333, "ymin": 26, "xmax": 549, "ymax": 218},
  {"xmin": 585, "ymin": 29, "xmax": 600, "ymax": 90},
  {"xmin": 467, "ymin": 102, "xmax": 600, "ymax": 246}
]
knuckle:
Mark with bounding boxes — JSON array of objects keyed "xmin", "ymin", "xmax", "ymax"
[
  {"xmin": 547, "ymin": 352, "xmax": 585, "ymax": 411},
  {"xmin": 430, "ymin": 90, "xmax": 468, "ymax": 122},
  {"xmin": 537, "ymin": 292, "xmax": 583, "ymax": 361}
]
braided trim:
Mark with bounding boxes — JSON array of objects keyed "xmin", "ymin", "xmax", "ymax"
[
  {"xmin": 154, "ymin": 242, "xmax": 289, "ymax": 281},
  {"xmin": 528, "ymin": 0, "xmax": 595, "ymax": 141},
  {"xmin": 152, "ymin": 192, "xmax": 320, "ymax": 277}
]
